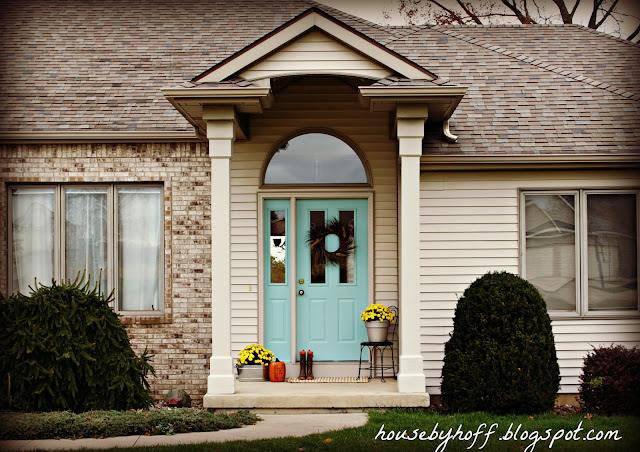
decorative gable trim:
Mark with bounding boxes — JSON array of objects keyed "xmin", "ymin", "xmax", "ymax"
[
  {"xmin": 238, "ymin": 30, "xmax": 394, "ymax": 81},
  {"xmin": 194, "ymin": 8, "xmax": 435, "ymax": 83}
]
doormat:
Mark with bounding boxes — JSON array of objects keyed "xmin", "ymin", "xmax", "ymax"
[{"xmin": 287, "ymin": 376, "xmax": 369, "ymax": 383}]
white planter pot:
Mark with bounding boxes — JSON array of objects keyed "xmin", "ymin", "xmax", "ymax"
[
  {"xmin": 237, "ymin": 364, "xmax": 266, "ymax": 381},
  {"xmin": 365, "ymin": 320, "xmax": 390, "ymax": 343}
]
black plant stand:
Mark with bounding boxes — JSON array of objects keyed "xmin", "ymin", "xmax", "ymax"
[{"xmin": 357, "ymin": 340, "xmax": 396, "ymax": 382}]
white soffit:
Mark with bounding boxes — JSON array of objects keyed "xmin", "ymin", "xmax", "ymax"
[{"xmin": 195, "ymin": 9, "xmax": 435, "ymax": 83}]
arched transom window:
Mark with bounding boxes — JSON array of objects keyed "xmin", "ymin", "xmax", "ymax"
[{"xmin": 264, "ymin": 133, "xmax": 368, "ymax": 185}]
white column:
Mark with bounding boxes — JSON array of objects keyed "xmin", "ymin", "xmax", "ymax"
[
  {"xmin": 203, "ymin": 105, "xmax": 236, "ymax": 398},
  {"xmin": 396, "ymin": 104, "xmax": 428, "ymax": 393}
]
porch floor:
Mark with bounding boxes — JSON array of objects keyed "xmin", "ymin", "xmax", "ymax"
[{"xmin": 204, "ymin": 379, "xmax": 430, "ymax": 412}]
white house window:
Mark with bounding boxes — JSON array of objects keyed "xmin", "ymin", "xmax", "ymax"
[
  {"xmin": 9, "ymin": 185, "xmax": 164, "ymax": 313},
  {"xmin": 263, "ymin": 132, "xmax": 368, "ymax": 185},
  {"xmin": 522, "ymin": 190, "xmax": 639, "ymax": 316}
]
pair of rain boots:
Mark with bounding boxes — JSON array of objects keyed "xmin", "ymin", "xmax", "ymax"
[{"xmin": 297, "ymin": 350, "xmax": 315, "ymax": 380}]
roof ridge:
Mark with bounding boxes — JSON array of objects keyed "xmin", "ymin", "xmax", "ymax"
[
  {"xmin": 303, "ymin": 0, "xmax": 396, "ymax": 37},
  {"xmin": 432, "ymin": 23, "xmax": 640, "ymax": 48},
  {"xmin": 379, "ymin": 24, "xmax": 430, "ymax": 47},
  {"xmin": 565, "ymin": 22, "xmax": 640, "ymax": 49},
  {"xmin": 431, "ymin": 26, "xmax": 640, "ymax": 102}
]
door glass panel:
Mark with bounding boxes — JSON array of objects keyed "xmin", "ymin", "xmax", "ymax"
[
  {"xmin": 587, "ymin": 193, "xmax": 637, "ymax": 310},
  {"xmin": 270, "ymin": 210, "xmax": 286, "ymax": 284},
  {"xmin": 65, "ymin": 187, "xmax": 108, "ymax": 291},
  {"xmin": 524, "ymin": 194, "xmax": 576, "ymax": 311},
  {"xmin": 11, "ymin": 188, "xmax": 55, "ymax": 294},
  {"xmin": 339, "ymin": 210, "xmax": 355, "ymax": 284},
  {"xmin": 310, "ymin": 210, "xmax": 326, "ymax": 284}
]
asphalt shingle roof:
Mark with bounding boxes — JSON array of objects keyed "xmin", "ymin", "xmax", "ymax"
[
  {"xmin": 1, "ymin": 0, "xmax": 638, "ymax": 155},
  {"xmin": 383, "ymin": 25, "xmax": 640, "ymax": 155}
]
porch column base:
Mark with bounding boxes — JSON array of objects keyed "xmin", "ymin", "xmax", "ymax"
[
  {"xmin": 397, "ymin": 354, "xmax": 426, "ymax": 393},
  {"xmin": 205, "ymin": 356, "xmax": 236, "ymax": 396}
]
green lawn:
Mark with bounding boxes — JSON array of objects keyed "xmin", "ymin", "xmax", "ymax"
[{"xmin": 31, "ymin": 409, "xmax": 640, "ymax": 452}]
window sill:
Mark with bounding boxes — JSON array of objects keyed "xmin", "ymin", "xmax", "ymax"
[
  {"xmin": 550, "ymin": 312, "xmax": 640, "ymax": 321},
  {"xmin": 121, "ymin": 313, "xmax": 172, "ymax": 325}
]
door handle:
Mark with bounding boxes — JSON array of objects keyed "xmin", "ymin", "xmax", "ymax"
[{"xmin": 299, "ymin": 289, "xmax": 305, "ymax": 296}]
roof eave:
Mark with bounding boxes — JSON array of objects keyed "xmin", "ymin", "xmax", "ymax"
[
  {"xmin": 420, "ymin": 154, "xmax": 640, "ymax": 171},
  {"xmin": 359, "ymin": 86, "xmax": 468, "ymax": 122}
]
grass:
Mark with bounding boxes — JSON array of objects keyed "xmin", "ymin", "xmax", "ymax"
[
  {"xmin": 0, "ymin": 409, "xmax": 259, "ymax": 440},
  {"xmin": 7, "ymin": 408, "xmax": 640, "ymax": 452}
]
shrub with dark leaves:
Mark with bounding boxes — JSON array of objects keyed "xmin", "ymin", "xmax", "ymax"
[
  {"xmin": 441, "ymin": 272, "xmax": 560, "ymax": 414},
  {"xmin": 579, "ymin": 345, "xmax": 640, "ymax": 415}
]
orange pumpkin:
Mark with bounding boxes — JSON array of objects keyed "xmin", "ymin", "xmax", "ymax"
[{"xmin": 269, "ymin": 358, "xmax": 286, "ymax": 382}]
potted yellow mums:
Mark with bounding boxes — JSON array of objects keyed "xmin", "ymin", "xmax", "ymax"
[
  {"xmin": 236, "ymin": 344, "xmax": 274, "ymax": 381},
  {"xmin": 361, "ymin": 304, "xmax": 396, "ymax": 343}
]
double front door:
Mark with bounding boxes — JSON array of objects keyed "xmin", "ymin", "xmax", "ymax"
[{"xmin": 264, "ymin": 198, "xmax": 368, "ymax": 362}]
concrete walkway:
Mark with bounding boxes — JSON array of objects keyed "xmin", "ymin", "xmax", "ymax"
[{"xmin": 0, "ymin": 413, "xmax": 369, "ymax": 451}]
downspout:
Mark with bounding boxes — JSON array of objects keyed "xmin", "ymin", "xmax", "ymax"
[{"xmin": 443, "ymin": 118, "xmax": 458, "ymax": 143}]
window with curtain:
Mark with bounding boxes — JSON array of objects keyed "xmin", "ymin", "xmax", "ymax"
[
  {"xmin": 9, "ymin": 185, "xmax": 164, "ymax": 313},
  {"xmin": 522, "ymin": 190, "xmax": 638, "ymax": 316}
]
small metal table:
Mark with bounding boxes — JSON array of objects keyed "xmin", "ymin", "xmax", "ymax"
[{"xmin": 357, "ymin": 340, "xmax": 396, "ymax": 382}]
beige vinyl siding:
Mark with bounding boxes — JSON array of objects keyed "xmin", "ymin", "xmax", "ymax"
[
  {"xmin": 229, "ymin": 76, "xmax": 398, "ymax": 356},
  {"xmin": 420, "ymin": 169, "xmax": 640, "ymax": 394},
  {"xmin": 239, "ymin": 30, "xmax": 393, "ymax": 81}
]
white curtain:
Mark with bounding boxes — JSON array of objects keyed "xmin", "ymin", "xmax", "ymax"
[
  {"xmin": 11, "ymin": 188, "xmax": 55, "ymax": 294},
  {"xmin": 117, "ymin": 187, "xmax": 163, "ymax": 311},
  {"xmin": 524, "ymin": 194, "xmax": 576, "ymax": 311},
  {"xmin": 65, "ymin": 188, "xmax": 108, "ymax": 291}
]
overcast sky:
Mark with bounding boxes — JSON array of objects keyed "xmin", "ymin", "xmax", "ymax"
[{"xmin": 318, "ymin": 0, "xmax": 640, "ymax": 41}]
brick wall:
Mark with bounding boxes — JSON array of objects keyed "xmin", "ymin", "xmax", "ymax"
[{"xmin": 0, "ymin": 142, "xmax": 214, "ymax": 404}]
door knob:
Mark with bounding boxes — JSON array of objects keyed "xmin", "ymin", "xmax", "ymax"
[{"xmin": 299, "ymin": 289, "xmax": 305, "ymax": 295}]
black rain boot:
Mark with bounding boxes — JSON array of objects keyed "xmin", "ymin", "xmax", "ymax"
[
  {"xmin": 298, "ymin": 350, "xmax": 307, "ymax": 380},
  {"xmin": 306, "ymin": 350, "xmax": 315, "ymax": 380}
]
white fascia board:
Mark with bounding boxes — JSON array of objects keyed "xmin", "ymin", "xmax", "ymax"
[
  {"xmin": 196, "ymin": 11, "xmax": 433, "ymax": 83},
  {"xmin": 359, "ymin": 86, "xmax": 468, "ymax": 97},
  {"xmin": 162, "ymin": 87, "xmax": 272, "ymax": 98},
  {"xmin": 420, "ymin": 154, "xmax": 640, "ymax": 171},
  {"xmin": 360, "ymin": 86, "xmax": 468, "ymax": 119},
  {"xmin": 198, "ymin": 15, "xmax": 316, "ymax": 83},
  {"xmin": 311, "ymin": 15, "xmax": 433, "ymax": 80}
]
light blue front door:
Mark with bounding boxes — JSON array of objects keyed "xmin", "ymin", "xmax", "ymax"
[
  {"xmin": 264, "ymin": 198, "xmax": 368, "ymax": 361},
  {"xmin": 296, "ymin": 199, "xmax": 368, "ymax": 360}
]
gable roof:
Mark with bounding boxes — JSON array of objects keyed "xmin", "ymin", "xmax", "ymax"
[
  {"xmin": 0, "ymin": 0, "xmax": 638, "ymax": 157},
  {"xmin": 194, "ymin": 7, "xmax": 435, "ymax": 82}
]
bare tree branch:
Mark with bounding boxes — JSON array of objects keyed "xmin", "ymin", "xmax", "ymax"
[
  {"xmin": 397, "ymin": 0, "xmax": 636, "ymax": 42},
  {"xmin": 627, "ymin": 23, "xmax": 640, "ymax": 41},
  {"xmin": 500, "ymin": 0, "xmax": 537, "ymax": 24},
  {"xmin": 588, "ymin": 0, "xmax": 605, "ymax": 29},
  {"xmin": 569, "ymin": 0, "xmax": 582, "ymax": 17},
  {"xmin": 551, "ymin": 0, "xmax": 574, "ymax": 23},
  {"xmin": 594, "ymin": 0, "xmax": 620, "ymax": 29},
  {"xmin": 455, "ymin": 0, "xmax": 483, "ymax": 25}
]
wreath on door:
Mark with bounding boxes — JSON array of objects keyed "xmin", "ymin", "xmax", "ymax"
[{"xmin": 307, "ymin": 217, "xmax": 355, "ymax": 266}]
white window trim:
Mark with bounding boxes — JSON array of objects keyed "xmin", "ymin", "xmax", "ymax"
[
  {"xmin": 8, "ymin": 184, "xmax": 164, "ymax": 315},
  {"xmin": 520, "ymin": 189, "xmax": 640, "ymax": 319}
]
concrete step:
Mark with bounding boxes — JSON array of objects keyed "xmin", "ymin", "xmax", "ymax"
[{"xmin": 204, "ymin": 380, "xmax": 430, "ymax": 412}]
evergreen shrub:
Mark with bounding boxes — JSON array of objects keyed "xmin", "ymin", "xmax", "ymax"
[
  {"xmin": 579, "ymin": 345, "xmax": 640, "ymax": 415},
  {"xmin": 0, "ymin": 274, "xmax": 154, "ymax": 411},
  {"xmin": 441, "ymin": 271, "xmax": 560, "ymax": 414}
]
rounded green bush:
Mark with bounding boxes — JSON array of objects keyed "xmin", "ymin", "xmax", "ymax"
[
  {"xmin": 441, "ymin": 271, "xmax": 560, "ymax": 414},
  {"xmin": 0, "ymin": 274, "xmax": 155, "ymax": 412}
]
